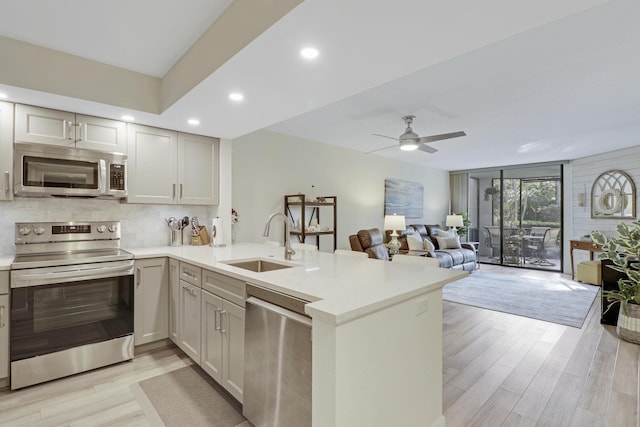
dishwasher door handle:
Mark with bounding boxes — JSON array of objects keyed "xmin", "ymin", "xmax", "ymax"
[{"xmin": 246, "ymin": 296, "xmax": 312, "ymax": 327}]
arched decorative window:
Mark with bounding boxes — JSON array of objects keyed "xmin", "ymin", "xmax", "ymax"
[{"xmin": 591, "ymin": 170, "xmax": 636, "ymax": 218}]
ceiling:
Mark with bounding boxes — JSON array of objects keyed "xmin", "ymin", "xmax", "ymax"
[{"xmin": 0, "ymin": 0, "xmax": 637, "ymax": 171}]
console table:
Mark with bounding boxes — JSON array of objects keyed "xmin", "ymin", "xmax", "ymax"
[{"xmin": 570, "ymin": 239, "xmax": 603, "ymax": 280}]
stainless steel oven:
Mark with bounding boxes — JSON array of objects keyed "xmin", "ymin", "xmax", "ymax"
[{"xmin": 10, "ymin": 221, "xmax": 134, "ymax": 389}]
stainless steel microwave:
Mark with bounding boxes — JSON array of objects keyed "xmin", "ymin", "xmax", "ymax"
[{"xmin": 14, "ymin": 143, "xmax": 127, "ymax": 199}]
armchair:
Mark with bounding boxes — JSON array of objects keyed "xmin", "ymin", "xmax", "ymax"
[{"xmin": 348, "ymin": 228, "xmax": 389, "ymax": 260}]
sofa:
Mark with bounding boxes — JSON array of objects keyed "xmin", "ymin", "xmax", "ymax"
[{"xmin": 387, "ymin": 224, "xmax": 477, "ymax": 271}]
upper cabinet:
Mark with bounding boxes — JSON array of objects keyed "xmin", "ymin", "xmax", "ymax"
[
  {"xmin": 0, "ymin": 102, "xmax": 14, "ymax": 201},
  {"xmin": 178, "ymin": 133, "xmax": 220, "ymax": 205},
  {"xmin": 127, "ymin": 124, "xmax": 219, "ymax": 205},
  {"xmin": 15, "ymin": 104, "xmax": 127, "ymax": 153}
]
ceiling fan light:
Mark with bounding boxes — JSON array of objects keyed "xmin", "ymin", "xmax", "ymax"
[{"xmin": 399, "ymin": 139, "xmax": 419, "ymax": 151}]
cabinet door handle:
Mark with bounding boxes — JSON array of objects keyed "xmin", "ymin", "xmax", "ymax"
[
  {"xmin": 4, "ymin": 171, "xmax": 9, "ymax": 193},
  {"xmin": 220, "ymin": 310, "xmax": 227, "ymax": 334},
  {"xmin": 0, "ymin": 305, "xmax": 4, "ymax": 328},
  {"xmin": 77, "ymin": 122, "xmax": 84, "ymax": 142},
  {"xmin": 66, "ymin": 121, "xmax": 74, "ymax": 141},
  {"xmin": 180, "ymin": 184, "xmax": 183, "ymax": 199},
  {"xmin": 214, "ymin": 309, "xmax": 220, "ymax": 331},
  {"xmin": 136, "ymin": 267, "xmax": 141, "ymax": 286},
  {"xmin": 173, "ymin": 184, "xmax": 176, "ymax": 199}
]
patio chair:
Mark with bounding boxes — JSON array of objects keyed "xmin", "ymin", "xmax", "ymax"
[{"xmin": 525, "ymin": 227, "xmax": 555, "ymax": 266}]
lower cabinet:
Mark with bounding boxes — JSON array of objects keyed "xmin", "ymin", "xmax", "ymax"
[
  {"xmin": 134, "ymin": 258, "xmax": 169, "ymax": 345},
  {"xmin": 0, "ymin": 294, "xmax": 7, "ymax": 380},
  {"xmin": 166, "ymin": 261, "xmax": 245, "ymax": 403},
  {"xmin": 168, "ymin": 259, "xmax": 180, "ymax": 343},
  {"xmin": 201, "ymin": 289, "xmax": 245, "ymax": 403},
  {"xmin": 179, "ymin": 280, "xmax": 201, "ymax": 362},
  {"xmin": 1, "ymin": 270, "xmax": 9, "ymax": 379}
]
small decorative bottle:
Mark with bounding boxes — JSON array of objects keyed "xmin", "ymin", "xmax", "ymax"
[{"xmin": 307, "ymin": 185, "xmax": 317, "ymax": 202}]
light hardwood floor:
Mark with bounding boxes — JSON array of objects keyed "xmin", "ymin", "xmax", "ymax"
[
  {"xmin": 444, "ymin": 264, "xmax": 639, "ymax": 427},
  {"xmin": 0, "ymin": 265, "xmax": 637, "ymax": 426}
]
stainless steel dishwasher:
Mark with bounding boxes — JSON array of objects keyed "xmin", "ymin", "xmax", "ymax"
[{"xmin": 244, "ymin": 284, "xmax": 312, "ymax": 427}]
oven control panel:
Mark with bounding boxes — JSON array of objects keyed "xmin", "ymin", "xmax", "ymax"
[{"xmin": 15, "ymin": 221, "xmax": 121, "ymax": 244}]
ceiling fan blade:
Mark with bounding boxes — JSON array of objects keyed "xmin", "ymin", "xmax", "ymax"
[
  {"xmin": 364, "ymin": 143, "xmax": 398, "ymax": 154},
  {"xmin": 417, "ymin": 144, "xmax": 438, "ymax": 154},
  {"xmin": 372, "ymin": 133, "xmax": 400, "ymax": 142},
  {"xmin": 418, "ymin": 131, "xmax": 466, "ymax": 144}
]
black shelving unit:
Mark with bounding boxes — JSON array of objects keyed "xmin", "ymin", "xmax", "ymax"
[{"xmin": 284, "ymin": 194, "xmax": 337, "ymax": 251}]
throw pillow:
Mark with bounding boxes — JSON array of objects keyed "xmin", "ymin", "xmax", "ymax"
[
  {"xmin": 406, "ymin": 233, "xmax": 424, "ymax": 250},
  {"xmin": 436, "ymin": 229, "xmax": 455, "ymax": 239},
  {"xmin": 423, "ymin": 239, "xmax": 435, "ymax": 252},
  {"xmin": 436, "ymin": 235, "xmax": 461, "ymax": 249}
]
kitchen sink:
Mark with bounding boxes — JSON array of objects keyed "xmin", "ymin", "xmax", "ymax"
[{"xmin": 223, "ymin": 258, "xmax": 294, "ymax": 273}]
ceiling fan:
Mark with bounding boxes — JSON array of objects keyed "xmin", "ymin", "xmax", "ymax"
[{"xmin": 366, "ymin": 115, "xmax": 466, "ymax": 154}]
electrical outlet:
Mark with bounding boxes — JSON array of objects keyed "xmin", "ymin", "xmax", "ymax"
[{"xmin": 416, "ymin": 297, "xmax": 429, "ymax": 315}]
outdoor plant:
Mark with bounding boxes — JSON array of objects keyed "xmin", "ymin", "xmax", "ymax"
[{"xmin": 591, "ymin": 220, "xmax": 640, "ymax": 316}]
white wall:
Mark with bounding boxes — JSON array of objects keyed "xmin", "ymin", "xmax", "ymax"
[
  {"xmin": 231, "ymin": 130, "xmax": 450, "ymax": 251},
  {"xmin": 570, "ymin": 145, "xmax": 640, "ymax": 265}
]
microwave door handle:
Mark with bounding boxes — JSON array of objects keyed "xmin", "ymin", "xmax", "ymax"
[
  {"xmin": 99, "ymin": 159, "xmax": 107, "ymax": 193},
  {"xmin": 77, "ymin": 122, "xmax": 84, "ymax": 142}
]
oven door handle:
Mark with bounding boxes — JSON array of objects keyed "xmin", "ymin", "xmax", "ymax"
[{"xmin": 11, "ymin": 261, "xmax": 135, "ymax": 288}]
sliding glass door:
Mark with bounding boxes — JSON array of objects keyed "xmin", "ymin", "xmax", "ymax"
[{"xmin": 466, "ymin": 164, "xmax": 563, "ymax": 272}]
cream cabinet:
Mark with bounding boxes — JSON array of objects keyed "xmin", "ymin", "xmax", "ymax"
[
  {"xmin": 200, "ymin": 269, "xmax": 245, "ymax": 402},
  {"xmin": 178, "ymin": 262, "xmax": 202, "ymax": 362},
  {"xmin": 0, "ymin": 102, "xmax": 14, "ymax": 201},
  {"xmin": 15, "ymin": 104, "xmax": 126, "ymax": 152},
  {"xmin": 134, "ymin": 258, "xmax": 169, "ymax": 345},
  {"xmin": 0, "ymin": 271, "xmax": 9, "ymax": 380},
  {"xmin": 127, "ymin": 124, "xmax": 219, "ymax": 205},
  {"xmin": 168, "ymin": 259, "xmax": 180, "ymax": 344}
]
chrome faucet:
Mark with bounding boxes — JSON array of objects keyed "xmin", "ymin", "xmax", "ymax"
[{"xmin": 263, "ymin": 212, "xmax": 295, "ymax": 260}]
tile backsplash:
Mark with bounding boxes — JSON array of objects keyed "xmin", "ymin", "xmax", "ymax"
[{"xmin": 0, "ymin": 198, "xmax": 215, "ymax": 256}]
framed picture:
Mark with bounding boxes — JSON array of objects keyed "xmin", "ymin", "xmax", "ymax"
[{"xmin": 384, "ymin": 178, "xmax": 423, "ymax": 218}]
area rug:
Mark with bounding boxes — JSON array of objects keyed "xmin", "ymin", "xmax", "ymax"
[
  {"xmin": 443, "ymin": 271, "xmax": 599, "ymax": 328},
  {"xmin": 133, "ymin": 365, "xmax": 248, "ymax": 427}
]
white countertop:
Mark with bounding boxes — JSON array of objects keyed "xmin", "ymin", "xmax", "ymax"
[
  {"xmin": 127, "ymin": 243, "xmax": 467, "ymax": 325},
  {"xmin": 0, "ymin": 256, "xmax": 13, "ymax": 271}
]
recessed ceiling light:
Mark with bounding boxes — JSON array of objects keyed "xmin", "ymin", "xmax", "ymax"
[
  {"xmin": 300, "ymin": 47, "xmax": 319, "ymax": 59},
  {"xmin": 0, "ymin": 93, "xmax": 8, "ymax": 100},
  {"xmin": 188, "ymin": 118, "xmax": 200, "ymax": 126},
  {"xmin": 229, "ymin": 93, "xmax": 244, "ymax": 101},
  {"xmin": 121, "ymin": 115, "xmax": 135, "ymax": 122}
]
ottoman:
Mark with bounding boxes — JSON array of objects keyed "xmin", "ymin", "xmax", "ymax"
[{"xmin": 577, "ymin": 260, "xmax": 601, "ymax": 285}]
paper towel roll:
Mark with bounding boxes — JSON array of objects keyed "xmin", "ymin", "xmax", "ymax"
[{"xmin": 211, "ymin": 217, "xmax": 225, "ymax": 247}]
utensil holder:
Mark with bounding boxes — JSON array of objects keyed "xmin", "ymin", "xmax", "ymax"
[{"xmin": 170, "ymin": 229, "xmax": 183, "ymax": 247}]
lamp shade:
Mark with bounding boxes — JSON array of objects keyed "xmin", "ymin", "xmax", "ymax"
[
  {"xmin": 384, "ymin": 214, "xmax": 406, "ymax": 231},
  {"xmin": 445, "ymin": 214, "xmax": 464, "ymax": 228}
]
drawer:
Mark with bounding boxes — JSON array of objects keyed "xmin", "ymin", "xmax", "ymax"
[
  {"xmin": 0, "ymin": 270, "xmax": 8, "ymax": 294},
  {"xmin": 202, "ymin": 269, "xmax": 245, "ymax": 307},
  {"xmin": 179, "ymin": 262, "xmax": 202, "ymax": 287}
]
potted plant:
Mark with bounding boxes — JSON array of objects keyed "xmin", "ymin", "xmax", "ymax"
[
  {"xmin": 484, "ymin": 186, "xmax": 499, "ymax": 201},
  {"xmin": 591, "ymin": 220, "xmax": 640, "ymax": 344},
  {"xmin": 454, "ymin": 212, "xmax": 471, "ymax": 240}
]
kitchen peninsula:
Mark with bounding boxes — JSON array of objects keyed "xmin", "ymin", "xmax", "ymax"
[{"xmin": 129, "ymin": 243, "xmax": 466, "ymax": 427}]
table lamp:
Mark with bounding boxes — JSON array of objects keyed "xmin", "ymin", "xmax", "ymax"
[
  {"xmin": 445, "ymin": 214, "xmax": 464, "ymax": 234},
  {"xmin": 384, "ymin": 214, "xmax": 406, "ymax": 254}
]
